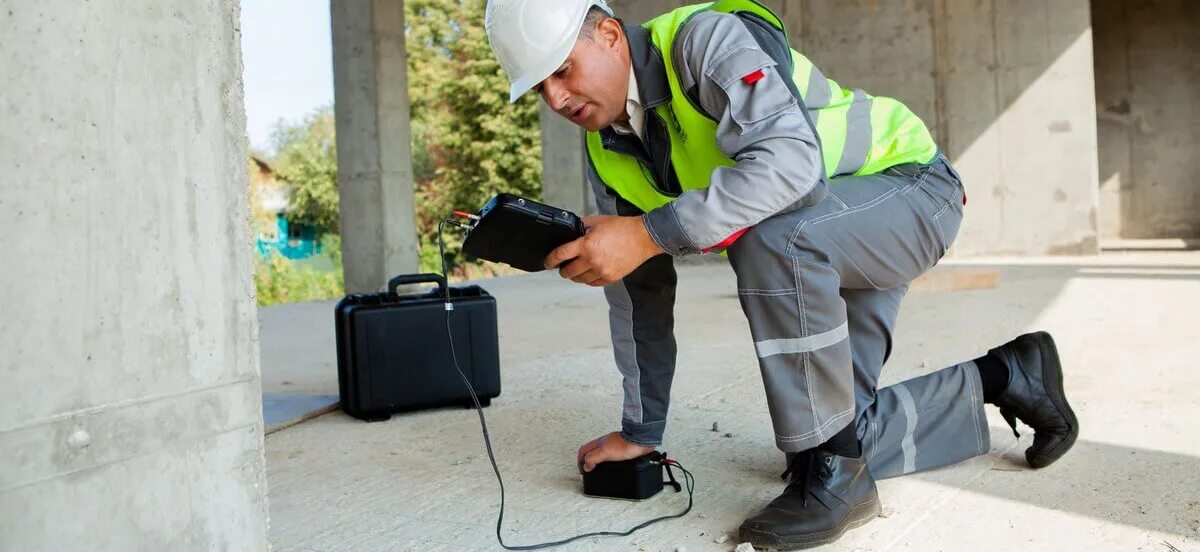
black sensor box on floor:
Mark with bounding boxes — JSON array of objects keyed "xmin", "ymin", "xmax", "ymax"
[
  {"xmin": 334, "ymin": 273, "xmax": 501, "ymax": 422},
  {"xmin": 582, "ymin": 451, "xmax": 678, "ymax": 501}
]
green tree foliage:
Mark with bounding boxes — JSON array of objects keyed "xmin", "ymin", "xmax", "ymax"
[
  {"xmin": 271, "ymin": 106, "xmax": 340, "ymax": 232},
  {"xmin": 406, "ymin": 0, "xmax": 543, "ymax": 274},
  {"xmin": 256, "ymin": 108, "xmax": 344, "ymax": 306},
  {"xmin": 253, "ymin": 252, "xmax": 345, "ymax": 307},
  {"xmin": 252, "ymin": 234, "xmax": 347, "ymax": 307},
  {"xmin": 256, "ymin": 0, "xmax": 541, "ymax": 290}
]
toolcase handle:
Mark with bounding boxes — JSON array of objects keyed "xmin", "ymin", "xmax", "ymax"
[{"xmin": 387, "ymin": 273, "xmax": 448, "ymax": 295}]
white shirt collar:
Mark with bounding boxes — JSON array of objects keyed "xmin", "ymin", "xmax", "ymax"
[{"xmin": 610, "ymin": 63, "xmax": 645, "ymax": 143}]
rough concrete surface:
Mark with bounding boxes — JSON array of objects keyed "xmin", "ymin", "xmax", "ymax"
[
  {"xmin": 937, "ymin": 0, "xmax": 1101, "ymax": 257},
  {"xmin": 1093, "ymin": 0, "xmax": 1200, "ymax": 240},
  {"xmin": 0, "ymin": 0, "xmax": 268, "ymax": 549},
  {"xmin": 263, "ymin": 252, "xmax": 1199, "ymax": 551}
]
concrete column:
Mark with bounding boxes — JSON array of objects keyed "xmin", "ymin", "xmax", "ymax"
[
  {"xmin": 1092, "ymin": 0, "xmax": 1133, "ymax": 240},
  {"xmin": 0, "ymin": 1, "xmax": 268, "ymax": 549},
  {"xmin": 936, "ymin": 0, "xmax": 1101, "ymax": 255},
  {"xmin": 1093, "ymin": 0, "xmax": 1200, "ymax": 239},
  {"xmin": 332, "ymin": 0, "xmax": 419, "ymax": 293},
  {"xmin": 539, "ymin": 104, "xmax": 591, "ymax": 215}
]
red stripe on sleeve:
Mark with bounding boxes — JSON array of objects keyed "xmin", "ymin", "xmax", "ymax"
[
  {"xmin": 741, "ymin": 69, "xmax": 765, "ymax": 85},
  {"xmin": 702, "ymin": 228, "xmax": 750, "ymax": 253}
]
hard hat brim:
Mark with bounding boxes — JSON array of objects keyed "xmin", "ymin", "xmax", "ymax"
[
  {"xmin": 506, "ymin": 24, "xmax": 578, "ymax": 103},
  {"xmin": 497, "ymin": 0, "xmax": 614, "ymax": 103}
]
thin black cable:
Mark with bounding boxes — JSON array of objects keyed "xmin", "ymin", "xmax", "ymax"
[{"xmin": 437, "ymin": 216, "xmax": 696, "ymax": 550}]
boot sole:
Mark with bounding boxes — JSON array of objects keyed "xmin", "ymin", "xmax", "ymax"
[
  {"xmin": 738, "ymin": 495, "xmax": 882, "ymax": 551},
  {"xmin": 1026, "ymin": 331, "xmax": 1079, "ymax": 468}
]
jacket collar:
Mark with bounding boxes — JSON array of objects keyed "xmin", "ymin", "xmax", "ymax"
[
  {"xmin": 623, "ymin": 23, "xmax": 671, "ymax": 109},
  {"xmin": 598, "ymin": 24, "xmax": 671, "ymax": 154}
]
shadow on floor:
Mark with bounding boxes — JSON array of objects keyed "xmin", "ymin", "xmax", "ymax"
[{"xmin": 913, "ymin": 437, "xmax": 1200, "ymax": 538}]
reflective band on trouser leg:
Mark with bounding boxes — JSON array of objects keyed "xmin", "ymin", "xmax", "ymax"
[
  {"xmin": 727, "ymin": 214, "xmax": 855, "ymax": 454},
  {"xmin": 860, "ymin": 361, "xmax": 992, "ymax": 480},
  {"xmin": 892, "ymin": 383, "xmax": 919, "ymax": 475},
  {"xmin": 835, "ymin": 89, "xmax": 874, "ymax": 176},
  {"xmin": 755, "ymin": 322, "xmax": 849, "ymax": 358}
]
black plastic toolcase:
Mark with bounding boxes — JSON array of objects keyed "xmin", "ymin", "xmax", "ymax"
[{"xmin": 335, "ymin": 273, "xmax": 501, "ymax": 421}]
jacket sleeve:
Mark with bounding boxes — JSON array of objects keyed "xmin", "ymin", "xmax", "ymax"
[
  {"xmin": 642, "ymin": 11, "xmax": 828, "ymax": 257},
  {"xmin": 588, "ymin": 160, "xmax": 679, "ymax": 447}
]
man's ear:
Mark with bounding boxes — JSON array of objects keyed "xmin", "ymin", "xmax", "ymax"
[{"xmin": 597, "ymin": 17, "xmax": 624, "ymax": 49}]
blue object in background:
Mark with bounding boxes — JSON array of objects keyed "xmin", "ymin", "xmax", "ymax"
[{"xmin": 256, "ymin": 214, "xmax": 323, "ymax": 260}]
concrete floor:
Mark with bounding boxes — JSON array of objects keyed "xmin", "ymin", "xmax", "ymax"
[{"xmin": 261, "ymin": 252, "xmax": 1200, "ymax": 551}]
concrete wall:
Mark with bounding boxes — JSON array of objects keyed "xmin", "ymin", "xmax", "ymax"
[
  {"xmin": 782, "ymin": 0, "xmax": 939, "ymax": 129},
  {"xmin": 588, "ymin": 0, "xmax": 1103, "ymax": 255},
  {"xmin": 935, "ymin": 0, "xmax": 1100, "ymax": 255},
  {"xmin": 1093, "ymin": 0, "xmax": 1200, "ymax": 239},
  {"xmin": 332, "ymin": 0, "xmax": 420, "ymax": 293},
  {"xmin": 0, "ymin": 1, "xmax": 269, "ymax": 550}
]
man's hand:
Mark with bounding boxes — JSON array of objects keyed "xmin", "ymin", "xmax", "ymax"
[
  {"xmin": 576, "ymin": 431, "xmax": 655, "ymax": 473},
  {"xmin": 544, "ymin": 215, "xmax": 663, "ymax": 287}
]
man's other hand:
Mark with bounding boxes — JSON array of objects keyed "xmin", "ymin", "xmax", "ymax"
[
  {"xmin": 576, "ymin": 431, "xmax": 655, "ymax": 473},
  {"xmin": 544, "ymin": 215, "xmax": 664, "ymax": 287}
]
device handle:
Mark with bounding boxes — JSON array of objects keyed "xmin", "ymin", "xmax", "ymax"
[{"xmin": 387, "ymin": 273, "xmax": 448, "ymax": 295}]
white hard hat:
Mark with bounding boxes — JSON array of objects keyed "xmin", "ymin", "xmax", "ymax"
[{"xmin": 485, "ymin": 0, "xmax": 614, "ymax": 103}]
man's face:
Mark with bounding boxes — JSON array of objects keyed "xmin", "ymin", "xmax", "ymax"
[{"xmin": 535, "ymin": 18, "xmax": 629, "ymax": 132}]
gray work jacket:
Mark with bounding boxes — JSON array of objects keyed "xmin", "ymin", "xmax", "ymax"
[{"xmin": 590, "ymin": 12, "xmax": 826, "ymax": 446}]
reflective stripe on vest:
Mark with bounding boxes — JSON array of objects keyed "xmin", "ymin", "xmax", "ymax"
[{"xmin": 586, "ymin": 0, "xmax": 938, "ymax": 215}]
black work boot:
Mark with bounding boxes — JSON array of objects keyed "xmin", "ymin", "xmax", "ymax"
[
  {"xmin": 738, "ymin": 449, "xmax": 881, "ymax": 550},
  {"xmin": 990, "ymin": 331, "xmax": 1079, "ymax": 468}
]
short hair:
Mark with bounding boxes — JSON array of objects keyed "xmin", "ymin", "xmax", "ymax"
[{"xmin": 578, "ymin": 6, "xmax": 612, "ymax": 42}]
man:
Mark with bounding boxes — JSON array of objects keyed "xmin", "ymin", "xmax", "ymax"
[{"xmin": 485, "ymin": 0, "xmax": 1079, "ymax": 548}]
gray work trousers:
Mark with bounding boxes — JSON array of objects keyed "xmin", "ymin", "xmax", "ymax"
[{"xmin": 726, "ymin": 154, "xmax": 990, "ymax": 479}]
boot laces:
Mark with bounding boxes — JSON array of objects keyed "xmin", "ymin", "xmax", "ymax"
[
  {"xmin": 779, "ymin": 451, "xmax": 836, "ymax": 507},
  {"xmin": 999, "ymin": 407, "xmax": 1021, "ymax": 438}
]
